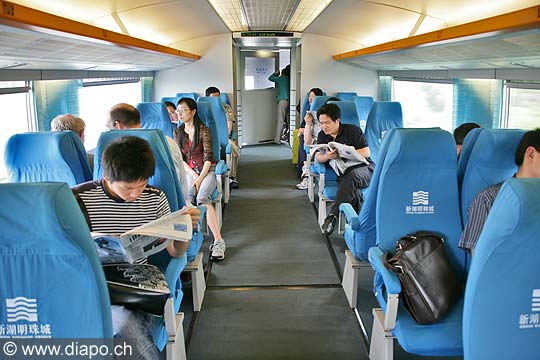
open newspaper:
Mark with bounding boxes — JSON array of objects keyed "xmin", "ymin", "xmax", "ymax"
[
  {"xmin": 307, "ymin": 141, "xmax": 369, "ymax": 175},
  {"xmin": 92, "ymin": 209, "xmax": 192, "ymax": 264}
]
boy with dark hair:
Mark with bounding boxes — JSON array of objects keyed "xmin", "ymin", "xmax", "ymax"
[
  {"xmin": 459, "ymin": 128, "xmax": 540, "ymax": 254},
  {"xmin": 73, "ymin": 136, "xmax": 200, "ymax": 359},
  {"xmin": 453, "ymin": 122, "xmax": 481, "ymax": 157},
  {"xmin": 315, "ymin": 103, "xmax": 374, "ymax": 235}
]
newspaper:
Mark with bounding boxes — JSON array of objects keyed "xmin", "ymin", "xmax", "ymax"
[
  {"xmin": 307, "ymin": 141, "xmax": 369, "ymax": 175},
  {"xmin": 92, "ymin": 209, "xmax": 192, "ymax": 263}
]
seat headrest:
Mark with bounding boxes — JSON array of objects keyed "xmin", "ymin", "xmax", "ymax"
[
  {"xmin": 5, "ymin": 131, "xmax": 92, "ymax": 186},
  {"xmin": 136, "ymin": 102, "xmax": 174, "ymax": 138},
  {"xmin": 175, "ymin": 92, "xmax": 198, "ymax": 100},
  {"xmin": 310, "ymin": 96, "xmax": 331, "ymax": 112},
  {"xmin": 327, "ymin": 101, "xmax": 360, "ymax": 127},
  {"xmin": 336, "ymin": 92, "xmax": 358, "ymax": 101},
  {"xmin": 365, "ymin": 101, "xmax": 403, "ymax": 164},
  {"xmin": 0, "ymin": 182, "xmax": 112, "ymax": 337}
]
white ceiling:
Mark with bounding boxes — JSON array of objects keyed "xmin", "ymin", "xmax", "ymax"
[{"xmin": 1, "ymin": 0, "xmax": 539, "ymax": 72}]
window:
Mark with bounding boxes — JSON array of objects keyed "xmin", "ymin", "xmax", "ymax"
[
  {"xmin": 244, "ymin": 57, "xmax": 275, "ymax": 90},
  {"xmin": 0, "ymin": 82, "xmax": 34, "ymax": 181},
  {"xmin": 393, "ymin": 80, "xmax": 453, "ymax": 132},
  {"xmin": 506, "ymin": 87, "xmax": 540, "ymax": 130},
  {"xmin": 78, "ymin": 80, "xmax": 142, "ymax": 151}
]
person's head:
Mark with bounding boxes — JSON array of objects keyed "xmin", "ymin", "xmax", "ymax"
[
  {"xmin": 176, "ymin": 97, "xmax": 199, "ymax": 124},
  {"xmin": 102, "ymin": 136, "xmax": 155, "ymax": 202},
  {"xmin": 107, "ymin": 103, "xmax": 141, "ymax": 130},
  {"xmin": 205, "ymin": 86, "xmax": 220, "ymax": 97},
  {"xmin": 308, "ymin": 88, "xmax": 323, "ymax": 105},
  {"xmin": 164, "ymin": 101, "xmax": 179, "ymax": 123},
  {"xmin": 51, "ymin": 114, "xmax": 86, "ymax": 142},
  {"xmin": 317, "ymin": 103, "xmax": 341, "ymax": 136},
  {"xmin": 515, "ymin": 128, "xmax": 540, "ymax": 178},
  {"xmin": 281, "ymin": 65, "xmax": 290, "ymax": 78},
  {"xmin": 453, "ymin": 122, "xmax": 481, "ymax": 156}
]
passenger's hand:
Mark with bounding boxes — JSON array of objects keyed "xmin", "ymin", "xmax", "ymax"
[
  {"xmin": 304, "ymin": 113, "xmax": 313, "ymax": 126},
  {"xmin": 185, "ymin": 207, "xmax": 201, "ymax": 228},
  {"xmin": 193, "ymin": 177, "xmax": 202, "ymax": 191},
  {"xmin": 298, "ymin": 128, "xmax": 304, "ymax": 135},
  {"xmin": 326, "ymin": 147, "xmax": 338, "ymax": 160}
]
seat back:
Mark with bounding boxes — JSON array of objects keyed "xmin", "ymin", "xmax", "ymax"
[
  {"xmin": 175, "ymin": 92, "xmax": 198, "ymax": 100},
  {"xmin": 197, "ymin": 96, "xmax": 228, "ymax": 152},
  {"xmin": 309, "ymin": 95, "xmax": 331, "ymax": 113},
  {"xmin": 5, "ymin": 131, "xmax": 92, "ymax": 186},
  {"xmin": 136, "ymin": 102, "xmax": 174, "ymax": 138},
  {"xmin": 160, "ymin": 96, "xmax": 182, "ymax": 106},
  {"xmin": 463, "ymin": 178, "xmax": 540, "ymax": 360},
  {"xmin": 336, "ymin": 92, "xmax": 357, "ymax": 101},
  {"xmin": 364, "ymin": 101, "xmax": 403, "ymax": 164},
  {"xmin": 354, "ymin": 96, "xmax": 374, "ymax": 131},
  {"xmin": 196, "ymin": 101, "xmax": 221, "ymax": 162},
  {"xmin": 327, "ymin": 101, "xmax": 360, "ymax": 127},
  {"xmin": 0, "ymin": 182, "xmax": 112, "ymax": 337},
  {"xmin": 376, "ymin": 128, "xmax": 464, "ymax": 275},
  {"xmin": 93, "ymin": 129, "xmax": 185, "ymax": 211},
  {"xmin": 220, "ymin": 93, "xmax": 230, "ymax": 105},
  {"xmin": 459, "ymin": 128, "xmax": 525, "ymax": 226},
  {"xmin": 346, "ymin": 128, "xmax": 398, "ymax": 260},
  {"xmin": 456, "ymin": 127, "xmax": 483, "ymax": 188}
]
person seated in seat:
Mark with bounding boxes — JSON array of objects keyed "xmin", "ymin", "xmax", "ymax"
[
  {"xmin": 51, "ymin": 113, "xmax": 94, "ymax": 171},
  {"xmin": 73, "ymin": 136, "xmax": 200, "ymax": 359},
  {"xmin": 107, "ymin": 103, "xmax": 188, "ymax": 199},
  {"xmin": 205, "ymin": 86, "xmax": 240, "ymax": 188},
  {"xmin": 164, "ymin": 101, "xmax": 179, "ymax": 125},
  {"xmin": 174, "ymin": 98, "xmax": 227, "ymax": 261},
  {"xmin": 453, "ymin": 122, "xmax": 480, "ymax": 158},
  {"xmin": 315, "ymin": 103, "xmax": 375, "ymax": 235},
  {"xmin": 459, "ymin": 128, "xmax": 540, "ymax": 255}
]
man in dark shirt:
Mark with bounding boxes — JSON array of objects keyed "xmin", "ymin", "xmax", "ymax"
[{"xmin": 315, "ymin": 103, "xmax": 374, "ymax": 235}]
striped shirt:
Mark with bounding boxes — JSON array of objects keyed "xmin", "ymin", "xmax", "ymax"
[
  {"xmin": 459, "ymin": 182, "xmax": 503, "ymax": 253},
  {"xmin": 73, "ymin": 180, "xmax": 171, "ymax": 263}
]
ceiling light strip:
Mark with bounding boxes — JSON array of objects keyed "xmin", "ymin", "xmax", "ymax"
[
  {"xmin": 0, "ymin": 1, "xmax": 201, "ymax": 60},
  {"xmin": 286, "ymin": 0, "xmax": 333, "ymax": 32},
  {"xmin": 333, "ymin": 5, "xmax": 540, "ymax": 61},
  {"xmin": 282, "ymin": 0, "xmax": 302, "ymax": 31}
]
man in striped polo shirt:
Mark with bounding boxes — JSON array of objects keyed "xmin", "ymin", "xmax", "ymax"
[
  {"xmin": 73, "ymin": 136, "xmax": 199, "ymax": 359},
  {"xmin": 459, "ymin": 129, "xmax": 540, "ymax": 255}
]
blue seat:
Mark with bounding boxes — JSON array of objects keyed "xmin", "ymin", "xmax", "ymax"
[
  {"xmin": 161, "ymin": 96, "xmax": 182, "ymax": 106},
  {"xmin": 327, "ymin": 101, "xmax": 359, "ymax": 127},
  {"xmin": 457, "ymin": 128, "xmax": 525, "ymax": 227},
  {"xmin": 5, "ymin": 131, "xmax": 92, "ymax": 186},
  {"xmin": 220, "ymin": 93, "xmax": 230, "ymax": 105},
  {"xmin": 456, "ymin": 127, "xmax": 483, "ymax": 189},
  {"xmin": 175, "ymin": 92, "xmax": 198, "ymax": 100},
  {"xmin": 336, "ymin": 92, "xmax": 358, "ymax": 101},
  {"xmin": 368, "ymin": 128, "xmax": 464, "ymax": 359},
  {"xmin": 93, "ymin": 129, "xmax": 196, "ymax": 352},
  {"xmin": 136, "ymin": 102, "xmax": 174, "ymax": 138},
  {"xmin": 354, "ymin": 96, "xmax": 374, "ymax": 131},
  {"xmin": 364, "ymin": 101, "xmax": 403, "ymax": 164},
  {"xmin": 197, "ymin": 96, "xmax": 232, "ymax": 203},
  {"xmin": 0, "ymin": 182, "xmax": 112, "ymax": 338},
  {"xmin": 463, "ymin": 178, "xmax": 540, "ymax": 360}
]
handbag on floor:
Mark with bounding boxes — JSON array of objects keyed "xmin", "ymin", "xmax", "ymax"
[
  {"xmin": 383, "ymin": 231, "xmax": 462, "ymax": 325},
  {"xmin": 103, "ymin": 263, "xmax": 170, "ymax": 316}
]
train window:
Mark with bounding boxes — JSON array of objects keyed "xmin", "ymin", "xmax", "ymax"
[
  {"xmin": 393, "ymin": 80, "xmax": 453, "ymax": 132},
  {"xmin": 78, "ymin": 80, "xmax": 142, "ymax": 150},
  {"xmin": 244, "ymin": 56, "xmax": 276, "ymax": 90},
  {"xmin": 506, "ymin": 87, "xmax": 540, "ymax": 130},
  {"xmin": 0, "ymin": 82, "xmax": 34, "ymax": 181}
]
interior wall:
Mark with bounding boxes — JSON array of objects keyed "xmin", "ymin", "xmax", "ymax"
[
  {"xmin": 300, "ymin": 33, "xmax": 378, "ymax": 101},
  {"xmin": 154, "ymin": 33, "xmax": 233, "ymax": 101}
]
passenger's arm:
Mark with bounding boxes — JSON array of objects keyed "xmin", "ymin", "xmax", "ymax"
[
  {"xmin": 315, "ymin": 147, "xmax": 337, "ymax": 163},
  {"xmin": 166, "ymin": 207, "xmax": 201, "ymax": 258},
  {"xmin": 357, "ymin": 146, "xmax": 370, "ymax": 159},
  {"xmin": 194, "ymin": 161, "xmax": 212, "ymax": 190},
  {"xmin": 304, "ymin": 113, "xmax": 314, "ymax": 145}
]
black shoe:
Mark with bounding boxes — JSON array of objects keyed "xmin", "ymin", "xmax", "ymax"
[
  {"xmin": 322, "ymin": 214, "xmax": 337, "ymax": 235},
  {"xmin": 230, "ymin": 178, "xmax": 238, "ymax": 189}
]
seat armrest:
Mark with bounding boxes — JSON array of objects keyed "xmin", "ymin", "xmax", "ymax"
[
  {"xmin": 225, "ymin": 142, "xmax": 232, "ymax": 154},
  {"xmin": 339, "ymin": 203, "xmax": 359, "ymax": 228},
  {"xmin": 215, "ymin": 160, "xmax": 228, "ymax": 175},
  {"xmin": 368, "ymin": 247, "xmax": 401, "ymax": 294}
]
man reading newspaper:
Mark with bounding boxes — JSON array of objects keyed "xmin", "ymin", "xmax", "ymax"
[
  {"xmin": 73, "ymin": 136, "xmax": 200, "ymax": 359},
  {"xmin": 314, "ymin": 103, "xmax": 374, "ymax": 235}
]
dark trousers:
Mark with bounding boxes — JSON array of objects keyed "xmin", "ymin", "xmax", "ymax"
[
  {"xmin": 297, "ymin": 133, "xmax": 306, "ymax": 177},
  {"xmin": 329, "ymin": 164, "xmax": 374, "ymax": 217}
]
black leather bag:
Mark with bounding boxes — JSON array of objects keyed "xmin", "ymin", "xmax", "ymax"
[
  {"xmin": 383, "ymin": 231, "xmax": 462, "ymax": 325},
  {"xmin": 103, "ymin": 263, "xmax": 171, "ymax": 316}
]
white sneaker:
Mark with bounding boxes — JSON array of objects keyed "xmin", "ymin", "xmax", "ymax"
[
  {"xmin": 209, "ymin": 239, "xmax": 226, "ymax": 261},
  {"xmin": 300, "ymin": 166, "xmax": 309, "ymax": 179},
  {"xmin": 296, "ymin": 177, "xmax": 309, "ymax": 190}
]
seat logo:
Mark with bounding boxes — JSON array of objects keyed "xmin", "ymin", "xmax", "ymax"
[
  {"xmin": 518, "ymin": 289, "xmax": 540, "ymax": 329},
  {"xmin": 6, "ymin": 297, "xmax": 37, "ymax": 322},
  {"xmin": 406, "ymin": 191, "xmax": 435, "ymax": 215}
]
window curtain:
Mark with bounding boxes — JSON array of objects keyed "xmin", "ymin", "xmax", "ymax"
[
  {"xmin": 453, "ymin": 78, "xmax": 503, "ymax": 129},
  {"xmin": 141, "ymin": 77, "xmax": 154, "ymax": 102},
  {"xmin": 33, "ymin": 80, "xmax": 81, "ymax": 131},
  {"xmin": 379, "ymin": 76, "xmax": 392, "ymax": 102}
]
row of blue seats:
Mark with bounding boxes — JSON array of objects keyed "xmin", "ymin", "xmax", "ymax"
[
  {"xmin": 335, "ymin": 127, "xmax": 533, "ymax": 359},
  {"xmin": 161, "ymin": 92, "xmax": 230, "ymax": 108}
]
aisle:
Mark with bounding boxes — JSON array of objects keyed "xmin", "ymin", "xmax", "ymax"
[{"xmin": 187, "ymin": 144, "xmax": 366, "ymax": 359}]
